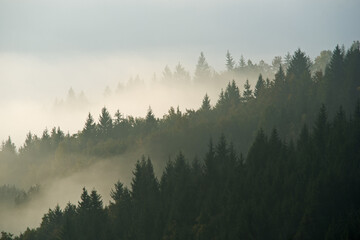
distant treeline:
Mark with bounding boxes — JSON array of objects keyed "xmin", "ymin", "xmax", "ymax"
[
  {"xmin": 4, "ymin": 102, "xmax": 360, "ymax": 240},
  {"xmin": 1, "ymin": 42, "xmax": 359, "ymax": 171},
  {"xmin": 0, "ymin": 185, "xmax": 39, "ymax": 206}
]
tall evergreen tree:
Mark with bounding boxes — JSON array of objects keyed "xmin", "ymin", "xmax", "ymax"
[
  {"xmin": 287, "ymin": 49, "xmax": 311, "ymax": 82},
  {"xmin": 131, "ymin": 157, "xmax": 161, "ymax": 240},
  {"xmin": 243, "ymin": 79, "xmax": 253, "ymax": 101},
  {"xmin": 98, "ymin": 107, "xmax": 113, "ymax": 138},
  {"xmin": 200, "ymin": 93, "xmax": 211, "ymax": 111},
  {"xmin": 145, "ymin": 106, "xmax": 157, "ymax": 127},
  {"xmin": 274, "ymin": 65, "xmax": 286, "ymax": 87},
  {"xmin": 173, "ymin": 63, "xmax": 190, "ymax": 83},
  {"xmin": 254, "ymin": 74, "xmax": 265, "ymax": 98},
  {"xmin": 225, "ymin": 50, "xmax": 235, "ymax": 71},
  {"xmin": 82, "ymin": 113, "xmax": 96, "ymax": 140},
  {"xmin": 2, "ymin": 136, "xmax": 16, "ymax": 154},
  {"xmin": 239, "ymin": 55, "xmax": 246, "ymax": 68},
  {"xmin": 194, "ymin": 52, "xmax": 211, "ymax": 83}
]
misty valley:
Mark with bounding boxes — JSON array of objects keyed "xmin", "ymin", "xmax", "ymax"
[{"xmin": 1, "ymin": 42, "xmax": 360, "ymax": 240}]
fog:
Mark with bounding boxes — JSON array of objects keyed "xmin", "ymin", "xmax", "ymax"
[
  {"xmin": 0, "ymin": 156, "xmax": 135, "ymax": 235},
  {"xmin": 0, "ymin": 52, "xmax": 242, "ymax": 234},
  {"xmin": 1, "ymin": 0, "xmax": 359, "ymax": 236}
]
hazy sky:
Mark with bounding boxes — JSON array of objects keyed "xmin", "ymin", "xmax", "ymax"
[
  {"xmin": 1, "ymin": 0, "xmax": 359, "ymax": 61},
  {"xmin": 0, "ymin": 0, "xmax": 359, "ymax": 146}
]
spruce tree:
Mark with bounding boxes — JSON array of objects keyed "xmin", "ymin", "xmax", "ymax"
[
  {"xmin": 2, "ymin": 137, "xmax": 16, "ymax": 154},
  {"xmin": 274, "ymin": 65, "xmax": 286, "ymax": 87},
  {"xmin": 239, "ymin": 55, "xmax": 246, "ymax": 68},
  {"xmin": 194, "ymin": 52, "xmax": 211, "ymax": 83},
  {"xmin": 98, "ymin": 107, "xmax": 113, "ymax": 138},
  {"xmin": 243, "ymin": 79, "xmax": 253, "ymax": 101},
  {"xmin": 200, "ymin": 93, "xmax": 211, "ymax": 111},
  {"xmin": 82, "ymin": 113, "xmax": 96, "ymax": 139},
  {"xmin": 225, "ymin": 50, "xmax": 235, "ymax": 71},
  {"xmin": 254, "ymin": 74, "xmax": 265, "ymax": 98}
]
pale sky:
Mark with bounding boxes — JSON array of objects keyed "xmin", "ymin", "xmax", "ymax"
[{"xmin": 1, "ymin": 0, "xmax": 359, "ymax": 60}]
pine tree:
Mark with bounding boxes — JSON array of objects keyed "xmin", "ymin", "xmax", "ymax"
[
  {"xmin": 254, "ymin": 74, "xmax": 265, "ymax": 98},
  {"xmin": 313, "ymin": 104, "xmax": 329, "ymax": 158},
  {"xmin": 194, "ymin": 52, "xmax": 211, "ymax": 83},
  {"xmin": 225, "ymin": 50, "xmax": 235, "ymax": 71},
  {"xmin": 227, "ymin": 80, "xmax": 241, "ymax": 105},
  {"xmin": 173, "ymin": 63, "xmax": 190, "ymax": 83},
  {"xmin": 146, "ymin": 106, "xmax": 157, "ymax": 127},
  {"xmin": 77, "ymin": 188, "xmax": 91, "ymax": 214},
  {"xmin": 131, "ymin": 157, "xmax": 160, "ymax": 240},
  {"xmin": 82, "ymin": 113, "xmax": 96, "ymax": 139},
  {"xmin": 274, "ymin": 65, "xmax": 286, "ymax": 87},
  {"xmin": 98, "ymin": 107, "xmax": 113, "ymax": 138},
  {"xmin": 272, "ymin": 56, "xmax": 282, "ymax": 72},
  {"xmin": 200, "ymin": 93, "xmax": 211, "ymax": 111},
  {"xmin": 284, "ymin": 52, "xmax": 292, "ymax": 71},
  {"xmin": 162, "ymin": 65, "xmax": 173, "ymax": 81},
  {"xmin": 287, "ymin": 49, "xmax": 311, "ymax": 81},
  {"xmin": 325, "ymin": 45, "xmax": 344, "ymax": 85},
  {"xmin": 243, "ymin": 79, "xmax": 253, "ymax": 101},
  {"xmin": 90, "ymin": 189, "xmax": 103, "ymax": 211},
  {"xmin": 114, "ymin": 110, "xmax": 122, "ymax": 126},
  {"xmin": 2, "ymin": 137, "xmax": 16, "ymax": 154},
  {"xmin": 239, "ymin": 55, "xmax": 246, "ymax": 68}
]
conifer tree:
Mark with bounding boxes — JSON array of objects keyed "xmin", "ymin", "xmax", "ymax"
[
  {"xmin": 114, "ymin": 110, "xmax": 122, "ymax": 126},
  {"xmin": 225, "ymin": 50, "xmax": 235, "ymax": 71},
  {"xmin": 243, "ymin": 79, "xmax": 253, "ymax": 101},
  {"xmin": 287, "ymin": 49, "xmax": 311, "ymax": 82},
  {"xmin": 173, "ymin": 63, "xmax": 190, "ymax": 83},
  {"xmin": 200, "ymin": 93, "xmax": 211, "ymax": 111},
  {"xmin": 98, "ymin": 107, "xmax": 113, "ymax": 137},
  {"xmin": 2, "ymin": 137, "xmax": 16, "ymax": 154},
  {"xmin": 162, "ymin": 65, "xmax": 173, "ymax": 81},
  {"xmin": 274, "ymin": 65, "xmax": 286, "ymax": 87},
  {"xmin": 131, "ymin": 157, "xmax": 160, "ymax": 240},
  {"xmin": 194, "ymin": 52, "xmax": 211, "ymax": 83},
  {"xmin": 77, "ymin": 188, "xmax": 91, "ymax": 214},
  {"xmin": 254, "ymin": 74, "xmax": 265, "ymax": 98},
  {"xmin": 239, "ymin": 55, "xmax": 246, "ymax": 68},
  {"xmin": 82, "ymin": 113, "xmax": 96, "ymax": 139},
  {"xmin": 145, "ymin": 106, "xmax": 157, "ymax": 127}
]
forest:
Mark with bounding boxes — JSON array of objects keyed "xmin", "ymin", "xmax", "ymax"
[{"xmin": 0, "ymin": 41, "xmax": 360, "ymax": 239}]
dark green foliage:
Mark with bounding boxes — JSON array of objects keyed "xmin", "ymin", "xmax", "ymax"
[
  {"xmin": 15, "ymin": 106, "xmax": 360, "ymax": 239},
  {"xmin": 243, "ymin": 79, "xmax": 253, "ymax": 101},
  {"xmin": 0, "ymin": 232, "xmax": 13, "ymax": 240},
  {"xmin": 3, "ymin": 43, "xmax": 358, "ymax": 166},
  {"xmin": 82, "ymin": 113, "xmax": 96, "ymax": 139},
  {"xmin": 3, "ymin": 43, "xmax": 360, "ymax": 239},
  {"xmin": 254, "ymin": 74, "xmax": 265, "ymax": 98},
  {"xmin": 199, "ymin": 93, "xmax": 211, "ymax": 111},
  {"xmin": 216, "ymin": 80, "xmax": 241, "ymax": 108},
  {"xmin": 274, "ymin": 65, "xmax": 285, "ymax": 87},
  {"xmin": 98, "ymin": 107, "xmax": 113, "ymax": 138},
  {"xmin": 145, "ymin": 106, "xmax": 157, "ymax": 127}
]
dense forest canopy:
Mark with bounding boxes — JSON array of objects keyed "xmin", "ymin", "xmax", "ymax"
[{"xmin": 0, "ymin": 41, "xmax": 360, "ymax": 239}]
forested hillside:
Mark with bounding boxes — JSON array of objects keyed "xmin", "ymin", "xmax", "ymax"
[
  {"xmin": 0, "ymin": 41, "xmax": 360, "ymax": 239},
  {"xmin": 1, "ymin": 43, "xmax": 359, "ymax": 181},
  {"xmin": 4, "ymin": 103, "xmax": 360, "ymax": 240}
]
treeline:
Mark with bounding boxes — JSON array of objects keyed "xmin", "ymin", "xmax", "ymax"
[
  {"xmin": 4, "ymin": 103, "xmax": 360, "ymax": 240},
  {"xmin": 0, "ymin": 42, "xmax": 358, "ymax": 189},
  {"xmin": 2, "ymin": 42, "xmax": 358, "ymax": 161},
  {"xmin": 0, "ymin": 185, "xmax": 39, "ymax": 206}
]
